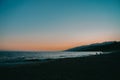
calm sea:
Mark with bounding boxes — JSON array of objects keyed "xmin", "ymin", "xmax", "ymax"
[{"xmin": 0, "ymin": 51, "xmax": 97, "ymax": 65}]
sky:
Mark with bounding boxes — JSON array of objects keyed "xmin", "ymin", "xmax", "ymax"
[{"xmin": 0, "ymin": 0, "xmax": 120, "ymax": 51}]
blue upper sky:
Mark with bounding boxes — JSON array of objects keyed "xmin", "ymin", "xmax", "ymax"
[{"xmin": 0, "ymin": 0, "xmax": 120, "ymax": 51}]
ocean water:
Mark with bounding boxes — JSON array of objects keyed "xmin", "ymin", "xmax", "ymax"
[{"xmin": 0, "ymin": 51, "xmax": 97, "ymax": 65}]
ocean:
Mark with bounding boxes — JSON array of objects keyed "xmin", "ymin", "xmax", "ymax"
[{"xmin": 0, "ymin": 51, "xmax": 97, "ymax": 65}]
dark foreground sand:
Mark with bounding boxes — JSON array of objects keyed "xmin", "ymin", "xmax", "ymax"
[{"xmin": 0, "ymin": 51, "xmax": 120, "ymax": 80}]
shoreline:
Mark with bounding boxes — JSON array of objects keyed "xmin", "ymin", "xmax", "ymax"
[{"xmin": 0, "ymin": 51, "xmax": 120, "ymax": 80}]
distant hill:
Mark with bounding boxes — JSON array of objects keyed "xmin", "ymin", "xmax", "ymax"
[{"xmin": 66, "ymin": 41, "xmax": 120, "ymax": 52}]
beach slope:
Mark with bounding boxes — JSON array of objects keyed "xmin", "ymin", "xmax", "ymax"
[{"xmin": 0, "ymin": 51, "xmax": 120, "ymax": 80}]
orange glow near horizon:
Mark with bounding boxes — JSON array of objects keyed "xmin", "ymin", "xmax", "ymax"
[{"xmin": 0, "ymin": 36, "xmax": 119, "ymax": 51}]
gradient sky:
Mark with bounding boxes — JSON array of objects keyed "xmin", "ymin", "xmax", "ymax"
[{"xmin": 0, "ymin": 0, "xmax": 120, "ymax": 51}]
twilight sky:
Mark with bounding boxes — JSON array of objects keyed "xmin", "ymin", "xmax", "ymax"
[{"xmin": 0, "ymin": 0, "xmax": 120, "ymax": 51}]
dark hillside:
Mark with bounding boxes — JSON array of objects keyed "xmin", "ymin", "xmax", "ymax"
[{"xmin": 67, "ymin": 41, "xmax": 120, "ymax": 51}]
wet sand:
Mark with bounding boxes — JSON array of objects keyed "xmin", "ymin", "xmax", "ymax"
[{"xmin": 0, "ymin": 51, "xmax": 120, "ymax": 80}]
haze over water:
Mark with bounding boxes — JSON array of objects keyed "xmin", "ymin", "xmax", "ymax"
[{"xmin": 0, "ymin": 51, "xmax": 98, "ymax": 64}]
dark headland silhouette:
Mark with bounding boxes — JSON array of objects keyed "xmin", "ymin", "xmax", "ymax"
[
  {"xmin": 66, "ymin": 41, "xmax": 120, "ymax": 51},
  {"xmin": 0, "ymin": 41, "xmax": 120, "ymax": 80}
]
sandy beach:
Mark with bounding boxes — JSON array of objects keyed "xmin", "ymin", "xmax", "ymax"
[{"xmin": 0, "ymin": 51, "xmax": 120, "ymax": 80}]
